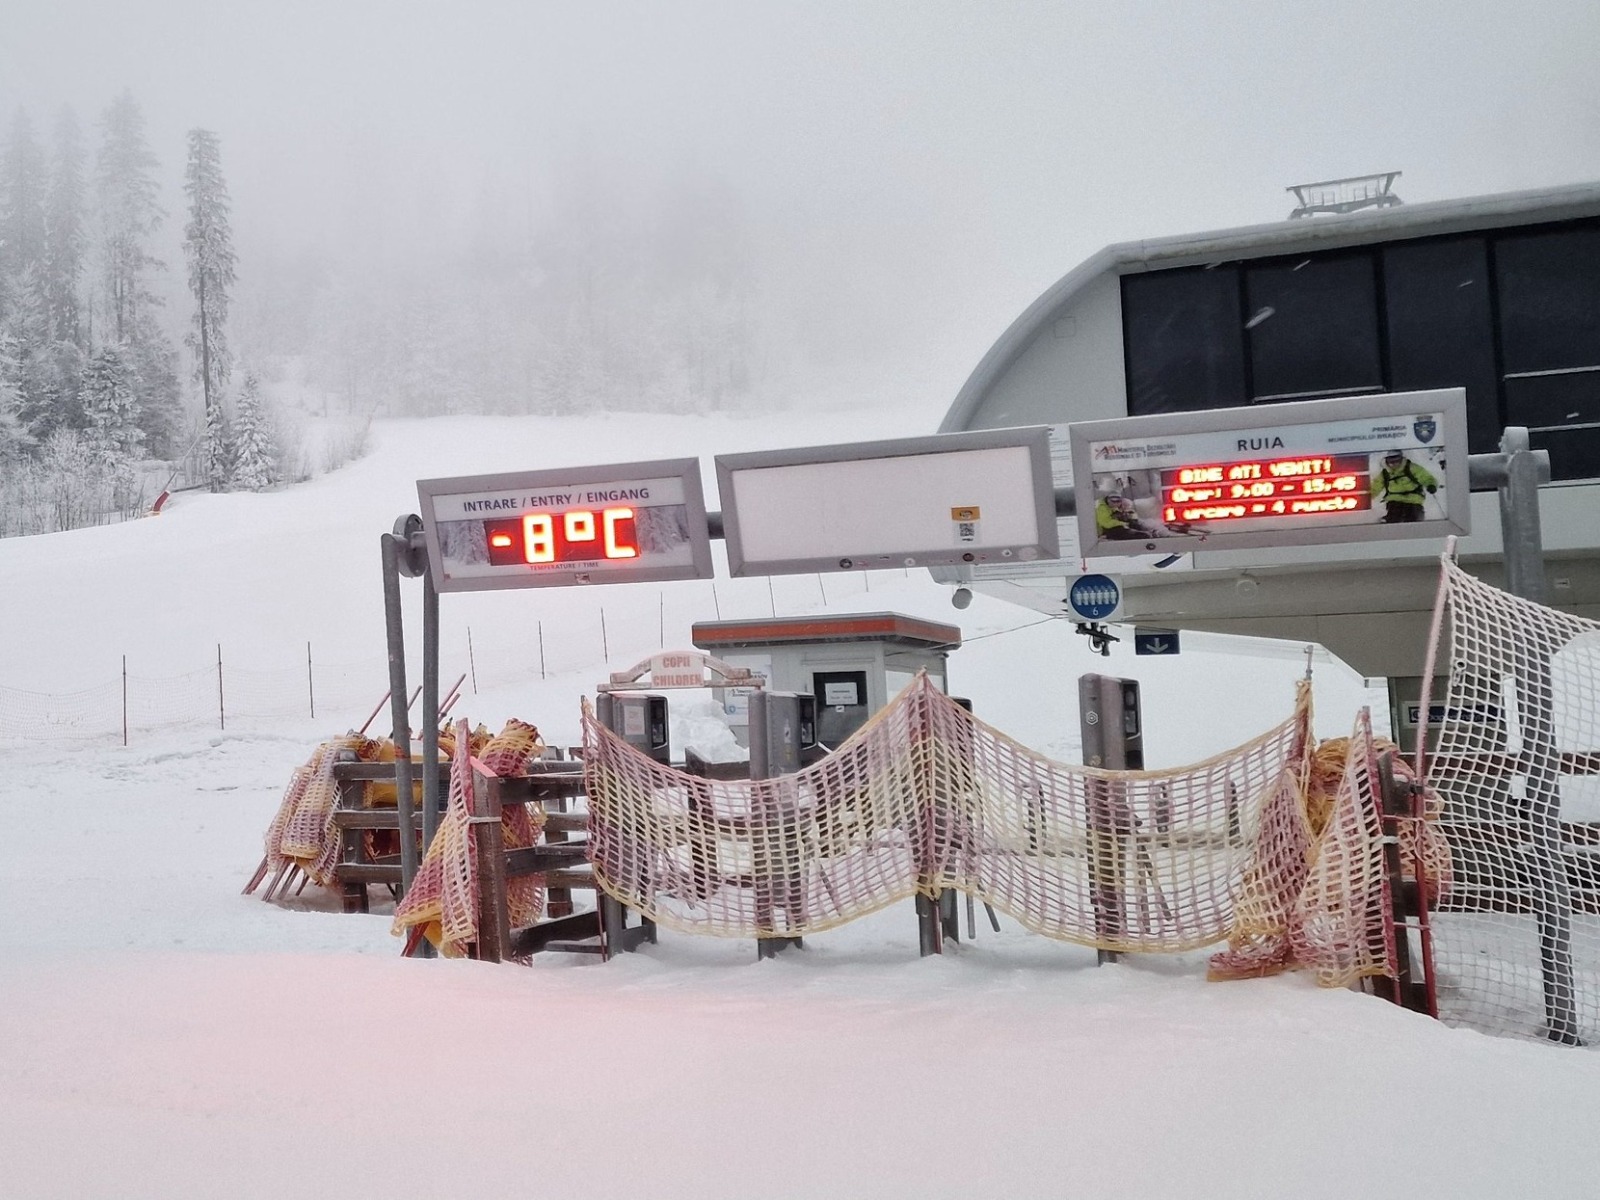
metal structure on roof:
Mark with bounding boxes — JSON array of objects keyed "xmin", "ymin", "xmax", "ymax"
[{"xmin": 1287, "ymin": 171, "xmax": 1403, "ymax": 218}]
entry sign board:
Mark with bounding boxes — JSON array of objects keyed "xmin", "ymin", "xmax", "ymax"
[
  {"xmin": 716, "ymin": 426, "xmax": 1059, "ymax": 577},
  {"xmin": 1069, "ymin": 390, "xmax": 1470, "ymax": 557},
  {"xmin": 416, "ymin": 458, "xmax": 714, "ymax": 592}
]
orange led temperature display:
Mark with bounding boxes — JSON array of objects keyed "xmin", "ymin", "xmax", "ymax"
[
  {"xmin": 1158, "ymin": 454, "xmax": 1371, "ymax": 525},
  {"xmin": 483, "ymin": 507, "xmax": 639, "ymax": 566}
]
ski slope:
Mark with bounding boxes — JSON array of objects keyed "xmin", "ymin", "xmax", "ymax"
[{"xmin": 2, "ymin": 401, "xmax": 1597, "ymax": 1199}]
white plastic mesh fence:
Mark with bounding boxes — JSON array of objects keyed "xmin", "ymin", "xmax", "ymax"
[
  {"xmin": 1422, "ymin": 556, "xmax": 1600, "ymax": 1045},
  {"xmin": 583, "ymin": 673, "xmax": 1331, "ymax": 954}
]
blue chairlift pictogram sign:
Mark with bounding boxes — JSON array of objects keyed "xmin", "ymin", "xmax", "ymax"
[{"xmin": 1067, "ymin": 574, "xmax": 1121, "ymax": 621}]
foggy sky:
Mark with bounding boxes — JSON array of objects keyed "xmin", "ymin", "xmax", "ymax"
[{"xmin": 4, "ymin": 0, "xmax": 1599, "ymax": 404}]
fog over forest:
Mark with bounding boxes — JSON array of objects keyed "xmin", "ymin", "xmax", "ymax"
[{"xmin": 2, "ymin": 2, "xmax": 1598, "ymax": 532}]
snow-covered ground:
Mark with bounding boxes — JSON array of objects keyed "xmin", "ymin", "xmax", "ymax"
[{"xmin": 3, "ymin": 401, "xmax": 1599, "ymax": 1199}]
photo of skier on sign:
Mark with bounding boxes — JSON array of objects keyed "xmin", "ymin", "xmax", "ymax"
[
  {"xmin": 1093, "ymin": 475, "xmax": 1200, "ymax": 542},
  {"xmin": 1095, "ymin": 493, "xmax": 1160, "ymax": 540},
  {"xmin": 1370, "ymin": 449, "xmax": 1439, "ymax": 523}
]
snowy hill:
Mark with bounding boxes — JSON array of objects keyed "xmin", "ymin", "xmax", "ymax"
[{"xmin": 1, "ymin": 405, "xmax": 1597, "ymax": 1199}]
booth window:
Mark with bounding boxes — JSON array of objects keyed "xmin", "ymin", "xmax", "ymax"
[
  {"xmin": 1121, "ymin": 267, "xmax": 1247, "ymax": 415},
  {"xmin": 1383, "ymin": 236, "xmax": 1502, "ymax": 455},
  {"xmin": 1244, "ymin": 253, "xmax": 1384, "ymax": 403},
  {"xmin": 1495, "ymin": 224, "xmax": 1600, "ymax": 479},
  {"xmin": 812, "ymin": 669, "xmax": 870, "ymax": 748}
]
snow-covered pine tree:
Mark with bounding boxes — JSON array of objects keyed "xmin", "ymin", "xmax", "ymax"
[
  {"xmin": 95, "ymin": 91, "xmax": 181, "ymax": 457},
  {"xmin": 1, "ymin": 109, "xmax": 49, "ymax": 286},
  {"xmin": 81, "ymin": 343, "xmax": 143, "ymax": 461},
  {"xmin": 95, "ymin": 91, "xmax": 162, "ymax": 346},
  {"xmin": 183, "ymin": 128, "xmax": 236, "ymax": 491},
  {"xmin": 0, "ymin": 111, "xmax": 62, "ymax": 444},
  {"xmin": 80, "ymin": 343, "xmax": 144, "ymax": 518},
  {"xmin": 0, "ymin": 265, "xmax": 58, "ymax": 443},
  {"xmin": 230, "ymin": 370, "xmax": 275, "ymax": 491},
  {"xmin": 43, "ymin": 107, "xmax": 87, "ymax": 350},
  {"xmin": 0, "ymin": 331, "xmax": 30, "ymax": 465},
  {"xmin": 204, "ymin": 387, "xmax": 230, "ymax": 492}
]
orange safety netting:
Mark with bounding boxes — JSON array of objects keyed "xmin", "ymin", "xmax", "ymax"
[
  {"xmin": 262, "ymin": 733, "xmax": 373, "ymax": 888},
  {"xmin": 1210, "ymin": 708, "xmax": 1439, "ymax": 986},
  {"xmin": 583, "ymin": 671, "xmax": 1400, "ymax": 974},
  {"xmin": 391, "ymin": 718, "xmax": 548, "ymax": 956}
]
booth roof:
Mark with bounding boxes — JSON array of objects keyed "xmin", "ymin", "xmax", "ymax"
[{"xmin": 690, "ymin": 612, "xmax": 962, "ymax": 651}]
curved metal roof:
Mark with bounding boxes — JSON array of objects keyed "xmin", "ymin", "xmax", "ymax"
[{"xmin": 939, "ymin": 179, "xmax": 1600, "ymax": 433}]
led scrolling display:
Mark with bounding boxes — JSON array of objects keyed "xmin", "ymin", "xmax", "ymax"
[{"xmin": 1159, "ymin": 453, "xmax": 1371, "ymax": 525}]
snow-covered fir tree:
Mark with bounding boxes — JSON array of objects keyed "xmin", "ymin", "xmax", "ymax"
[
  {"xmin": 81, "ymin": 343, "xmax": 142, "ymax": 461},
  {"xmin": 95, "ymin": 90, "xmax": 181, "ymax": 456},
  {"xmin": 0, "ymin": 333, "xmax": 29, "ymax": 464},
  {"xmin": 230, "ymin": 371, "xmax": 275, "ymax": 491},
  {"xmin": 1, "ymin": 108, "xmax": 90, "ymax": 455},
  {"xmin": 0, "ymin": 109, "xmax": 49, "ymax": 284},
  {"xmin": 0, "ymin": 265, "xmax": 58, "ymax": 442},
  {"xmin": 183, "ymin": 127, "xmax": 235, "ymax": 489},
  {"xmin": 204, "ymin": 390, "xmax": 230, "ymax": 491},
  {"xmin": 95, "ymin": 91, "xmax": 161, "ymax": 345},
  {"xmin": 42, "ymin": 107, "xmax": 87, "ymax": 350}
]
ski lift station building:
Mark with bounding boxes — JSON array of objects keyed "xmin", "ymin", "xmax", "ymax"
[{"xmin": 937, "ymin": 180, "xmax": 1600, "ymax": 693}]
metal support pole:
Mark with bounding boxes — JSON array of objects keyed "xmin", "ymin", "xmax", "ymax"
[
  {"xmin": 422, "ymin": 570, "xmax": 441, "ymax": 854},
  {"xmin": 1513, "ymin": 637, "xmax": 1579, "ymax": 1043},
  {"xmin": 1485, "ymin": 428, "xmax": 1576, "ymax": 1042},
  {"xmin": 381, "ymin": 533, "xmax": 419, "ymax": 894},
  {"xmin": 419, "ymin": 569, "xmax": 442, "ymax": 952},
  {"xmin": 750, "ymin": 691, "xmax": 803, "ymax": 959},
  {"xmin": 1497, "ymin": 427, "xmax": 1548, "ymax": 603}
]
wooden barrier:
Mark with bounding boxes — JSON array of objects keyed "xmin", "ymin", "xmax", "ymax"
[{"xmin": 326, "ymin": 757, "xmax": 657, "ymax": 959}]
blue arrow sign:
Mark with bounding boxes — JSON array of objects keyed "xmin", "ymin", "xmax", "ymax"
[
  {"xmin": 1067, "ymin": 574, "xmax": 1120, "ymax": 621},
  {"xmin": 1134, "ymin": 629, "xmax": 1181, "ymax": 656}
]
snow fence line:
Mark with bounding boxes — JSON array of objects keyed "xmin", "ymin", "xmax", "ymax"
[
  {"xmin": 0, "ymin": 585, "xmax": 830, "ymax": 744},
  {"xmin": 0, "ymin": 648, "xmax": 382, "ymax": 744}
]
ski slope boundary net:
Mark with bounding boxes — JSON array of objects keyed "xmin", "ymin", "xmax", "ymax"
[
  {"xmin": 1421, "ymin": 556, "xmax": 1600, "ymax": 1045},
  {"xmin": 584, "ymin": 673, "xmax": 1404, "ymax": 983}
]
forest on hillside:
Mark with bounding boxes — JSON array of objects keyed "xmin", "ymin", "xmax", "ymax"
[{"xmin": 0, "ymin": 88, "xmax": 768, "ymax": 537}]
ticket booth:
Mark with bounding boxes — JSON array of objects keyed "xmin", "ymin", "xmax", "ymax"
[{"xmin": 691, "ymin": 613, "xmax": 962, "ymax": 750}]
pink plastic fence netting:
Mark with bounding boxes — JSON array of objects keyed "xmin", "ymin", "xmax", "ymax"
[{"xmin": 582, "ymin": 673, "xmax": 1376, "ymax": 960}]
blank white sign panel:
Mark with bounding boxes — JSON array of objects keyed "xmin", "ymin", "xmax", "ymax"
[{"xmin": 717, "ymin": 428, "xmax": 1059, "ymax": 576}]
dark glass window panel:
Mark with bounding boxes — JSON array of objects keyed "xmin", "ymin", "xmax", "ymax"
[
  {"xmin": 1529, "ymin": 425, "xmax": 1600, "ymax": 483},
  {"xmin": 1244, "ymin": 254, "xmax": 1383, "ymax": 402},
  {"xmin": 1382, "ymin": 237, "xmax": 1502, "ymax": 455},
  {"xmin": 1121, "ymin": 267, "xmax": 1246, "ymax": 415},
  {"xmin": 1494, "ymin": 224, "xmax": 1600, "ymax": 374},
  {"xmin": 1503, "ymin": 371, "xmax": 1600, "ymax": 431}
]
